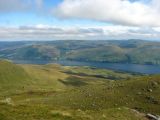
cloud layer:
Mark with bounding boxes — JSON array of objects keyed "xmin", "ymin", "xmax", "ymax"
[
  {"xmin": 54, "ymin": 0, "xmax": 160, "ymax": 27},
  {"xmin": 0, "ymin": 0, "xmax": 160, "ymax": 40},
  {"xmin": 0, "ymin": 25, "xmax": 159, "ymax": 41}
]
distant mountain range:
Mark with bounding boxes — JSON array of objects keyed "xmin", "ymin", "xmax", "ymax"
[{"xmin": 0, "ymin": 40, "xmax": 160, "ymax": 65}]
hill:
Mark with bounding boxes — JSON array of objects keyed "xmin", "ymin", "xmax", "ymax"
[
  {"xmin": 0, "ymin": 44, "xmax": 60, "ymax": 61},
  {"xmin": 65, "ymin": 40, "xmax": 160, "ymax": 64},
  {"xmin": 0, "ymin": 60, "xmax": 31, "ymax": 95},
  {"xmin": 0, "ymin": 60, "xmax": 159, "ymax": 120},
  {"xmin": 0, "ymin": 40, "xmax": 160, "ymax": 65},
  {"xmin": 66, "ymin": 45, "xmax": 128, "ymax": 62}
]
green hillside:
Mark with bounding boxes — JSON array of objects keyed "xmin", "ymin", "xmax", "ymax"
[
  {"xmin": 0, "ymin": 60, "xmax": 31, "ymax": 95},
  {"xmin": 1, "ymin": 40, "xmax": 160, "ymax": 65},
  {"xmin": 66, "ymin": 45, "xmax": 128, "ymax": 62},
  {"xmin": 129, "ymin": 45, "xmax": 160, "ymax": 64},
  {"xmin": 0, "ymin": 45, "xmax": 60, "ymax": 61},
  {"xmin": 0, "ymin": 60, "xmax": 159, "ymax": 120},
  {"xmin": 0, "ymin": 60, "xmax": 68, "ymax": 96},
  {"xmin": 65, "ymin": 41, "xmax": 160, "ymax": 64},
  {"xmin": 0, "ymin": 60, "xmax": 29, "ymax": 83}
]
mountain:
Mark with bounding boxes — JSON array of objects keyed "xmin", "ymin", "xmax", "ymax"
[
  {"xmin": 0, "ymin": 40, "xmax": 160, "ymax": 65},
  {"xmin": 0, "ymin": 60, "xmax": 159, "ymax": 120},
  {"xmin": 65, "ymin": 40, "xmax": 160, "ymax": 64},
  {"xmin": 66, "ymin": 45, "xmax": 128, "ymax": 62},
  {"xmin": 0, "ymin": 44, "xmax": 60, "ymax": 61}
]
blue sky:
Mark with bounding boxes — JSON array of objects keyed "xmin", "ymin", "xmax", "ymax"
[
  {"xmin": 0, "ymin": 0, "xmax": 109, "ymax": 27},
  {"xmin": 0, "ymin": 0, "xmax": 160, "ymax": 41},
  {"xmin": 0, "ymin": 12, "xmax": 109, "ymax": 27},
  {"xmin": 0, "ymin": 0, "xmax": 150, "ymax": 26}
]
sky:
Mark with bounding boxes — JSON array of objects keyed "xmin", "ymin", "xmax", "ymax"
[{"xmin": 0, "ymin": 0, "xmax": 160, "ymax": 41}]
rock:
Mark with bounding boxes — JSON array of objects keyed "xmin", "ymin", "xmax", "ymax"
[
  {"xmin": 125, "ymin": 102, "xmax": 128, "ymax": 105},
  {"xmin": 142, "ymin": 88, "xmax": 145, "ymax": 91},
  {"xmin": 92, "ymin": 103, "xmax": 96, "ymax": 107},
  {"xmin": 77, "ymin": 109, "xmax": 82, "ymax": 112},
  {"xmin": 146, "ymin": 114, "xmax": 160, "ymax": 120},
  {"xmin": 88, "ymin": 94, "xmax": 92, "ymax": 97},
  {"xmin": 137, "ymin": 92, "xmax": 142, "ymax": 95},
  {"xmin": 0, "ymin": 98, "xmax": 14, "ymax": 106},
  {"xmin": 114, "ymin": 104, "xmax": 118, "ymax": 106},
  {"xmin": 151, "ymin": 81, "xmax": 159, "ymax": 87},
  {"xmin": 147, "ymin": 89, "xmax": 153, "ymax": 92},
  {"xmin": 102, "ymin": 114, "xmax": 106, "ymax": 118}
]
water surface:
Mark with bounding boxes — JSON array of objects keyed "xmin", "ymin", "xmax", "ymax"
[{"xmin": 14, "ymin": 60, "xmax": 160, "ymax": 74}]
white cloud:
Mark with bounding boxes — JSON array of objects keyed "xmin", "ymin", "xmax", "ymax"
[
  {"xmin": 0, "ymin": 25, "xmax": 159, "ymax": 41},
  {"xmin": 54, "ymin": 0, "xmax": 160, "ymax": 27}
]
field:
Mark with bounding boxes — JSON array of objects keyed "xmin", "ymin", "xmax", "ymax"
[{"xmin": 0, "ymin": 60, "xmax": 160, "ymax": 120}]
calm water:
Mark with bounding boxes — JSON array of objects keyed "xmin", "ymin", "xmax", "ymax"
[{"xmin": 14, "ymin": 60, "xmax": 160, "ymax": 74}]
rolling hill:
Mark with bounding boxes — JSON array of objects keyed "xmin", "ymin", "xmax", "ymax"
[
  {"xmin": 65, "ymin": 40, "xmax": 160, "ymax": 64},
  {"xmin": 0, "ymin": 44, "xmax": 60, "ymax": 61},
  {"xmin": 66, "ymin": 45, "xmax": 128, "ymax": 63},
  {"xmin": 0, "ymin": 60, "xmax": 159, "ymax": 120},
  {"xmin": 0, "ymin": 40, "xmax": 160, "ymax": 65}
]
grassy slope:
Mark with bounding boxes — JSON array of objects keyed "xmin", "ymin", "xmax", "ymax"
[
  {"xmin": 0, "ymin": 60, "xmax": 31, "ymax": 95},
  {"xmin": 0, "ymin": 61, "xmax": 68, "ymax": 97},
  {"xmin": 0, "ymin": 60, "xmax": 159, "ymax": 120}
]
